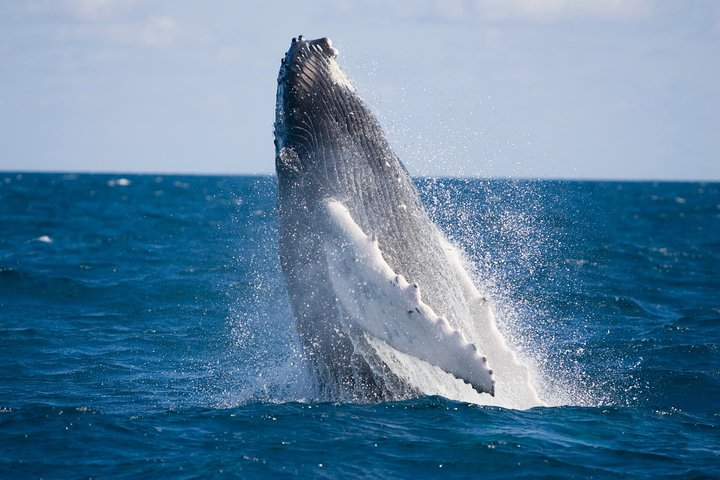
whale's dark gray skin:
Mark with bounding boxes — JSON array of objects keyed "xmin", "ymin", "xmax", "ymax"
[{"xmin": 274, "ymin": 36, "xmax": 498, "ymax": 401}]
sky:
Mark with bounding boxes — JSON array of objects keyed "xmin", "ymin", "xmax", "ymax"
[{"xmin": 0, "ymin": 0, "xmax": 718, "ymax": 180}]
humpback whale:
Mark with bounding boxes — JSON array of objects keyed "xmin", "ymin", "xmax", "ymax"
[{"xmin": 274, "ymin": 36, "xmax": 540, "ymax": 406}]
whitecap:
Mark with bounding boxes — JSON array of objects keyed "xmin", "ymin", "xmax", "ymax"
[{"xmin": 108, "ymin": 178, "xmax": 131, "ymax": 187}]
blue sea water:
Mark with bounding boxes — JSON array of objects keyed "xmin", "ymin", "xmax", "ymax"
[{"xmin": 1, "ymin": 173, "xmax": 718, "ymax": 478}]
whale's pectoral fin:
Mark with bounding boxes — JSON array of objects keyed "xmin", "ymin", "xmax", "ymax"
[{"xmin": 322, "ymin": 200, "xmax": 495, "ymax": 396}]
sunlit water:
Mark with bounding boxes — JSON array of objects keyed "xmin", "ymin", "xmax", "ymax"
[{"xmin": 1, "ymin": 174, "xmax": 718, "ymax": 478}]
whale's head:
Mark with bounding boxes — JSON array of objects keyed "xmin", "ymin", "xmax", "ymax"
[
  {"xmin": 274, "ymin": 36, "xmax": 352, "ymax": 179},
  {"xmin": 274, "ymin": 36, "xmax": 393, "ymax": 196}
]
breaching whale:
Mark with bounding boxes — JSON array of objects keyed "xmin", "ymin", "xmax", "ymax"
[{"xmin": 274, "ymin": 36, "xmax": 540, "ymax": 406}]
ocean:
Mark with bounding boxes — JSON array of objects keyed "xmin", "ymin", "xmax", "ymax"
[{"xmin": 1, "ymin": 173, "xmax": 718, "ymax": 478}]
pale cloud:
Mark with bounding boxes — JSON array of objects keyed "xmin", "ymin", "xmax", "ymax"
[
  {"xmin": 24, "ymin": 0, "xmax": 141, "ymax": 21},
  {"xmin": 136, "ymin": 16, "xmax": 179, "ymax": 47},
  {"xmin": 66, "ymin": 0, "xmax": 142, "ymax": 21},
  {"xmin": 465, "ymin": 0, "xmax": 653, "ymax": 21},
  {"xmin": 57, "ymin": 16, "xmax": 180, "ymax": 48},
  {"xmin": 25, "ymin": 0, "xmax": 180, "ymax": 48},
  {"xmin": 322, "ymin": 0, "xmax": 653, "ymax": 22}
]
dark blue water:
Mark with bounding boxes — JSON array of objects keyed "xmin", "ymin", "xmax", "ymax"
[{"xmin": 1, "ymin": 173, "xmax": 718, "ymax": 478}]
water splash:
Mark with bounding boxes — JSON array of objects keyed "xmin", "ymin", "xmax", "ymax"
[{"xmin": 418, "ymin": 177, "xmax": 609, "ymax": 407}]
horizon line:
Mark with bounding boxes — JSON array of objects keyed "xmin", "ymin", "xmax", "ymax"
[{"xmin": 1, "ymin": 169, "xmax": 718, "ymax": 184}]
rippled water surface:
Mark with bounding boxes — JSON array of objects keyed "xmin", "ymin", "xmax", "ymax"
[{"xmin": 1, "ymin": 174, "xmax": 718, "ymax": 478}]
